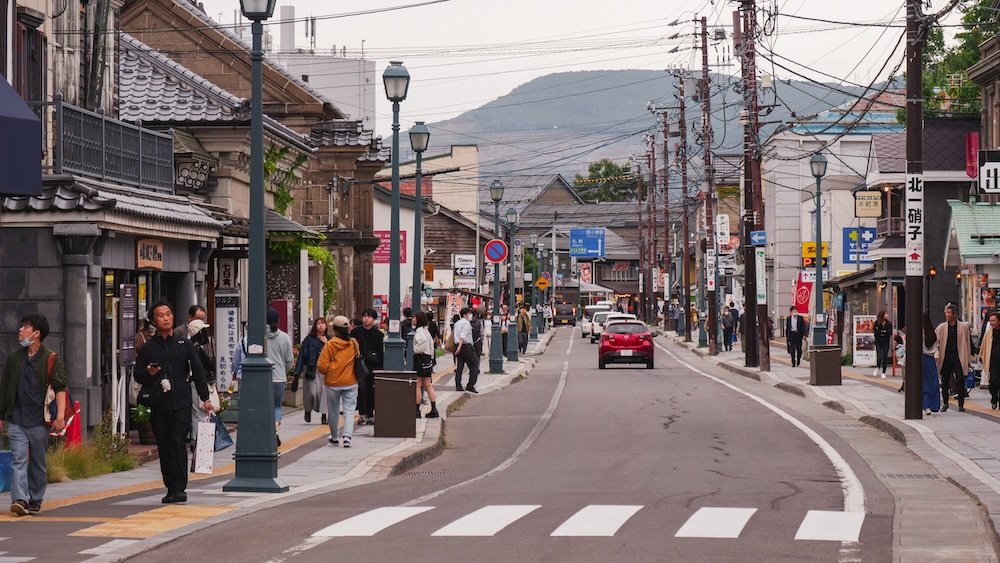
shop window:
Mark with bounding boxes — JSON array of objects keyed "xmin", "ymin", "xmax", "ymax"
[{"xmin": 13, "ymin": 8, "xmax": 46, "ymax": 106}]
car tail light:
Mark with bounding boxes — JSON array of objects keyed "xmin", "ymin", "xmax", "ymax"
[
  {"xmin": 607, "ymin": 334, "xmax": 616, "ymax": 342},
  {"xmin": 642, "ymin": 334, "xmax": 651, "ymax": 341}
]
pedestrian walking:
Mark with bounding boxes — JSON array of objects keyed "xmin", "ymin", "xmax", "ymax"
[
  {"xmin": 172, "ymin": 305, "xmax": 207, "ymax": 339},
  {"xmin": 473, "ymin": 306, "xmax": 486, "ymax": 358},
  {"xmin": 921, "ymin": 312, "xmax": 942, "ymax": 414},
  {"xmin": 412, "ymin": 312, "xmax": 439, "ymax": 419},
  {"xmin": 980, "ymin": 311, "xmax": 1000, "ymax": 409},
  {"xmin": 135, "ymin": 302, "xmax": 212, "ymax": 504},
  {"xmin": 935, "ymin": 303, "xmax": 971, "ymax": 412},
  {"xmin": 453, "ymin": 307, "xmax": 480, "ymax": 393},
  {"xmin": 785, "ymin": 306, "xmax": 808, "ymax": 367},
  {"xmin": 721, "ymin": 307, "xmax": 735, "ymax": 352},
  {"xmin": 873, "ymin": 310, "xmax": 893, "ymax": 379},
  {"xmin": 317, "ymin": 316, "xmax": 359, "ymax": 447},
  {"xmin": 426, "ymin": 310, "xmax": 441, "ymax": 366},
  {"xmin": 350, "ymin": 308, "xmax": 383, "ymax": 426},
  {"xmin": 728, "ymin": 302, "xmax": 740, "ymax": 347},
  {"xmin": 0, "ymin": 314, "xmax": 67, "ymax": 516},
  {"xmin": 264, "ymin": 308, "xmax": 294, "ymax": 445},
  {"xmin": 294, "ymin": 317, "xmax": 329, "ymax": 424},
  {"xmin": 516, "ymin": 304, "xmax": 532, "ymax": 354}
]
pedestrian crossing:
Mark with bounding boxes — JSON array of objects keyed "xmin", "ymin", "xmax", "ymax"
[{"xmin": 310, "ymin": 504, "xmax": 865, "ymax": 541}]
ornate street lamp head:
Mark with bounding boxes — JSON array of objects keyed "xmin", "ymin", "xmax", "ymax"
[
  {"xmin": 408, "ymin": 121, "xmax": 430, "ymax": 153},
  {"xmin": 239, "ymin": 0, "xmax": 277, "ymax": 20},
  {"xmin": 490, "ymin": 179, "xmax": 504, "ymax": 203},
  {"xmin": 383, "ymin": 61, "xmax": 410, "ymax": 102},
  {"xmin": 506, "ymin": 207, "xmax": 518, "ymax": 225},
  {"xmin": 810, "ymin": 152, "xmax": 828, "ymax": 178},
  {"xmin": 530, "ymin": 233, "xmax": 538, "ymax": 246}
]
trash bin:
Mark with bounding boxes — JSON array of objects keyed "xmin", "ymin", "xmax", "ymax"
[
  {"xmin": 810, "ymin": 345, "xmax": 842, "ymax": 385},
  {"xmin": 373, "ymin": 371, "xmax": 417, "ymax": 438}
]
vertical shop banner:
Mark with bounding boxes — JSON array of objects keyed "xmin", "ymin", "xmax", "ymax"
[
  {"xmin": 446, "ymin": 293, "xmax": 463, "ymax": 322},
  {"xmin": 373, "ymin": 230, "xmax": 406, "ymax": 264},
  {"xmin": 792, "ymin": 271, "xmax": 813, "ymax": 315},
  {"xmin": 579, "ymin": 263, "xmax": 592, "ymax": 284},
  {"xmin": 979, "ymin": 273, "xmax": 995, "ymax": 328},
  {"xmin": 215, "ymin": 293, "xmax": 240, "ymax": 392},
  {"xmin": 853, "ymin": 315, "xmax": 877, "ymax": 367},
  {"xmin": 904, "ymin": 174, "xmax": 924, "ymax": 276}
]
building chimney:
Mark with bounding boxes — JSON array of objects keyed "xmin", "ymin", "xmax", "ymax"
[{"xmin": 280, "ymin": 5, "xmax": 295, "ymax": 52}]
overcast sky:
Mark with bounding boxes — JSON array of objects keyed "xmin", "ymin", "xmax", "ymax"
[{"xmin": 198, "ymin": 0, "xmax": 964, "ymax": 138}]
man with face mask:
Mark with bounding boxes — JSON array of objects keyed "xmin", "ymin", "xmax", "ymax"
[
  {"xmin": 452, "ymin": 307, "xmax": 479, "ymax": 393},
  {"xmin": 0, "ymin": 314, "xmax": 67, "ymax": 516}
]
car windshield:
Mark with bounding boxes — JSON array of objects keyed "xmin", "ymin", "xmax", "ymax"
[
  {"xmin": 607, "ymin": 323, "xmax": 647, "ymax": 334},
  {"xmin": 593, "ymin": 312, "xmax": 611, "ymax": 324},
  {"xmin": 555, "ymin": 305, "xmax": 574, "ymax": 315}
]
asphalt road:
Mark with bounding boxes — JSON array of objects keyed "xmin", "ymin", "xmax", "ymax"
[{"xmin": 135, "ymin": 327, "xmax": 893, "ymax": 562}]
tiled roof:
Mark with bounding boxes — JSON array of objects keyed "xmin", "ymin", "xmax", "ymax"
[
  {"xmin": 2, "ymin": 177, "xmax": 228, "ymax": 230},
  {"xmin": 310, "ymin": 119, "xmax": 375, "ymax": 147},
  {"xmin": 713, "ymin": 153, "xmax": 742, "ymax": 185},
  {"xmin": 872, "ymin": 132, "xmax": 906, "ymax": 174},
  {"xmin": 357, "ymin": 137, "xmax": 389, "ymax": 163},
  {"xmin": 873, "ymin": 117, "xmax": 979, "ymax": 174},
  {"xmin": 176, "ymin": 0, "xmax": 337, "ymax": 109},
  {"xmin": 119, "ymin": 33, "xmax": 247, "ymax": 123}
]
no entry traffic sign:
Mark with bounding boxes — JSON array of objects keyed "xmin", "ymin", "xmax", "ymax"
[{"xmin": 484, "ymin": 239, "xmax": 509, "ymax": 264}]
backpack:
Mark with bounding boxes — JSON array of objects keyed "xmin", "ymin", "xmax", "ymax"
[{"xmin": 43, "ymin": 352, "xmax": 78, "ymax": 433}]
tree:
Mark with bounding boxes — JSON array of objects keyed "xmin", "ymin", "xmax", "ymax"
[
  {"xmin": 572, "ymin": 158, "xmax": 646, "ymax": 202},
  {"xmin": 920, "ymin": 0, "xmax": 995, "ymax": 115}
]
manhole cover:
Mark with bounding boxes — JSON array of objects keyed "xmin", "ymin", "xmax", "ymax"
[{"xmin": 878, "ymin": 473, "xmax": 939, "ymax": 480}]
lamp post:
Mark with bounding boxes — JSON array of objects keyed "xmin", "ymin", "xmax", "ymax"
[
  {"xmin": 810, "ymin": 152, "xmax": 828, "ymax": 347},
  {"xmin": 538, "ymin": 246, "xmax": 547, "ymax": 334},
  {"xmin": 529, "ymin": 234, "xmax": 539, "ymax": 341},
  {"xmin": 225, "ymin": 0, "xmax": 287, "ymax": 494},
  {"xmin": 926, "ymin": 266, "xmax": 936, "ymax": 308},
  {"xmin": 505, "ymin": 207, "xmax": 519, "ymax": 362},
  {"xmin": 488, "ymin": 180, "xmax": 505, "ymax": 373},
  {"xmin": 383, "ymin": 61, "xmax": 411, "ymax": 371},
  {"xmin": 409, "ymin": 121, "xmax": 430, "ymax": 335}
]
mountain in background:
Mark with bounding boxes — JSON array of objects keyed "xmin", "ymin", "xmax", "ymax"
[{"xmin": 420, "ymin": 70, "xmax": 874, "ymax": 181}]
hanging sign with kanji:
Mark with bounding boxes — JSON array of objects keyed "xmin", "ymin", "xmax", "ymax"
[{"xmin": 905, "ymin": 174, "xmax": 924, "ymax": 276}]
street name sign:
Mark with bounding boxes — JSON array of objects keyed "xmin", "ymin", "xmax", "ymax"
[
  {"xmin": 569, "ymin": 228, "xmax": 606, "ymax": 257},
  {"xmin": 905, "ymin": 174, "xmax": 924, "ymax": 275}
]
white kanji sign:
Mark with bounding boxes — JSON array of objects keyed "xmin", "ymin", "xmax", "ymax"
[
  {"xmin": 905, "ymin": 173, "xmax": 924, "ymax": 276},
  {"xmin": 981, "ymin": 150, "xmax": 1000, "ymax": 193}
]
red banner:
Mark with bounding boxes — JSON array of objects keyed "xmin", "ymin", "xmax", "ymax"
[
  {"xmin": 793, "ymin": 271, "xmax": 813, "ymax": 315},
  {"xmin": 967, "ymin": 131, "xmax": 980, "ymax": 178},
  {"xmin": 373, "ymin": 230, "xmax": 406, "ymax": 264}
]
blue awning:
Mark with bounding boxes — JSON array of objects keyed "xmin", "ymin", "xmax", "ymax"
[{"xmin": 0, "ymin": 76, "xmax": 41, "ymax": 196}]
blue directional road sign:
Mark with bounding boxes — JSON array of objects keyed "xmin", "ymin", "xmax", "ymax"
[
  {"xmin": 750, "ymin": 230, "xmax": 767, "ymax": 246},
  {"xmin": 569, "ymin": 228, "xmax": 606, "ymax": 257}
]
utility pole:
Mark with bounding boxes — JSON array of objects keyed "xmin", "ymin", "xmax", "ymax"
[
  {"xmin": 904, "ymin": 0, "xmax": 924, "ymax": 420},
  {"xmin": 699, "ymin": 16, "xmax": 719, "ymax": 356},
  {"xmin": 662, "ymin": 117, "xmax": 672, "ymax": 330},
  {"xmin": 678, "ymin": 78, "xmax": 693, "ymax": 343},
  {"xmin": 649, "ymin": 137, "xmax": 658, "ymax": 324},
  {"xmin": 636, "ymin": 156, "xmax": 646, "ymax": 320}
]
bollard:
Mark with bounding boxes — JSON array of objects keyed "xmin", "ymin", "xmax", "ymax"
[{"xmin": 65, "ymin": 400, "xmax": 83, "ymax": 447}]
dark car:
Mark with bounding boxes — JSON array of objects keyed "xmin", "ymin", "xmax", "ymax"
[
  {"xmin": 599, "ymin": 321, "xmax": 654, "ymax": 369},
  {"xmin": 553, "ymin": 303, "xmax": 577, "ymax": 326}
]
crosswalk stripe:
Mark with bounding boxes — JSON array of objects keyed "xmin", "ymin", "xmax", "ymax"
[
  {"xmin": 550, "ymin": 505, "xmax": 643, "ymax": 537},
  {"xmin": 78, "ymin": 539, "xmax": 140, "ymax": 555},
  {"xmin": 312, "ymin": 507, "xmax": 434, "ymax": 537},
  {"xmin": 432, "ymin": 505, "xmax": 541, "ymax": 536},
  {"xmin": 794, "ymin": 510, "xmax": 865, "ymax": 542},
  {"xmin": 675, "ymin": 507, "xmax": 757, "ymax": 539}
]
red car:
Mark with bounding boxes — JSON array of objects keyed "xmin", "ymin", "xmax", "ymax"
[{"xmin": 598, "ymin": 321, "xmax": 654, "ymax": 369}]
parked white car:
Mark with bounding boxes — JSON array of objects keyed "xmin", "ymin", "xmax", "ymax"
[{"xmin": 590, "ymin": 312, "xmax": 636, "ymax": 343}]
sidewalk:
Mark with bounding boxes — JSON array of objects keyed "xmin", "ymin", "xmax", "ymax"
[
  {"xmin": 0, "ymin": 332, "xmax": 556, "ymax": 562},
  {"xmin": 663, "ymin": 332, "xmax": 1000, "ymax": 555}
]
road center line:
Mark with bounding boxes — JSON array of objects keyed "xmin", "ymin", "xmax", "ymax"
[{"xmin": 657, "ymin": 344, "xmax": 866, "ymax": 518}]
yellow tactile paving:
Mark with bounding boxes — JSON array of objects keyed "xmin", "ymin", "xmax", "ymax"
[
  {"xmin": 69, "ymin": 505, "xmax": 234, "ymax": 539},
  {"xmin": 0, "ymin": 515, "xmax": 117, "ymax": 523}
]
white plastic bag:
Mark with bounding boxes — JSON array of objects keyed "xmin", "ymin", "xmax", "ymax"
[{"xmin": 192, "ymin": 416, "xmax": 215, "ymax": 474}]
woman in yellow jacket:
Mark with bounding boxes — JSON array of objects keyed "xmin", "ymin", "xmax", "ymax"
[{"xmin": 317, "ymin": 315, "xmax": 359, "ymax": 447}]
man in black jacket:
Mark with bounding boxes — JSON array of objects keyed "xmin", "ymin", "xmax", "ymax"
[
  {"xmin": 785, "ymin": 306, "xmax": 809, "ymax": 367},
  {"xmin": 351, "ymin": 308, "xmax": 384, "ymax": 425},
  {"xmin": 136, "ymin": 301, "xmax": 212, "ymax": 504}
]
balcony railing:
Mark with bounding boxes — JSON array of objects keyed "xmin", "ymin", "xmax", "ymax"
[
  {"xmin": 29, "ymin": 94, "xmax": 174, "ymax": 193},
  {"xmin": 876, "ymin": 216, "xmax": 904, "ymax": 237}
]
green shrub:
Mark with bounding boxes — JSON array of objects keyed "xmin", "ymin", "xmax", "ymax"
[
  {"xmin": 47, "ymin": 410, "xmax": 137, "ymax": 482},
  {"xmin": 841, "ymin": 352, "xmax": 853, "ymax": 366}
]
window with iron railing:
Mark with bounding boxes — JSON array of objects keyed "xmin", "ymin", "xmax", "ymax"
[{"xmin": 28, "ymin": 94, "xmax": 174, "ymax": 193}]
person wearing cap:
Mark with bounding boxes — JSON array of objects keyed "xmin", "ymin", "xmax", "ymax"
[
  {"xmin": 317, "ymin": 316, "xmax": 360, "ymax": 447},
  {"xmin": 265, "ymin": 308, "xmax": 294, "ymax": 446},
  {"xmin": 173, "ymin": 305, "xmax": 207, "ymax": 340}
]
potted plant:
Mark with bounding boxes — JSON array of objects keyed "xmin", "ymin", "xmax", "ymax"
[{"xmin": 130, "ymin": 405, "xmax": 156, "ymax": 445}]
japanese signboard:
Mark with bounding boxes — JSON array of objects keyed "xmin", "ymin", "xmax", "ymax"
[
  {"xmin": 905, "ymin": 174, "xmax": 924, "ymax": 276},
  {"xmin": 374, "ymin": 230, "xmax": 406, "ymax": 264},
  {"xmin": 842, "ymin": 227, "xmax": 877, "ymax": 264},
  {"xmin": 119, "ymin": 284, "xmax": 137, "ymax": 367},
  {"xmin": 980, "ymin": 150, "xmax": 1000, "ymax": 194},
  {"xmin": 215, "ymin": 293, "xmax": 240, "ymax": 393},
  {"xmin": 800, "ymin": 241, "xmax": 829, "ymax": 258},
  {"xmin": 715, "ymin": 214, "xmax": 730, "ymax": 245},
  {"xmin": 755, "ymin": 247, "xmax": 766, "ymax": 304},
  {"xmin": 569, "ymin": 228, "xmax": 606, "ymax": 257},
  {"xmin": 853, "ymin": 190, "xmax": 883, "ymax": 218},
  {"xmin": 137, "ymin": 238, "xmax": 164, "ymax": 270}
]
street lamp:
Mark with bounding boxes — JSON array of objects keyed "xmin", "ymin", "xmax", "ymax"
[
  {"xmin": 810, "ymin": 151, "xmax": 828, "ymax": 347},
  {"xmin": 225, "ymin": 0, "xmax": 287, "ymax": 493},
  {"xmin": 407, "ymin": 121, "xmax": 430, "ymax": 368},
  {"xmin": 529, "ymin": 233, "xmax": 539, "ymax": 341},
  {"xmin": 926, "ymin": 266, "xmax": 937, "ymax": 308},
  {"xmin": 537, "ymin": 244, "xmax": 547, "ymax": 335},
  {"xmin": 383, "ymin": 61, "xmax": 411, "ymax": 371},
  {"xmin": 505, "ymin": 207, "xmax": 519, "ymax": 362},
  {"xmin": 488, "ymin": 179, "xmax": 505, "ymax": 373}
]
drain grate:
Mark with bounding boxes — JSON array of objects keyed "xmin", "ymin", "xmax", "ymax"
[
  {"xmin": 827, "ymin": 423, "xmax": 866, "ymax": 430},
  {"xmin": 878, "ymin": 472, "xmax": 939, "ymax": 480},
  {"xmin": 404, "ymin": 470, "xmax": 449, "ymax": 477}
]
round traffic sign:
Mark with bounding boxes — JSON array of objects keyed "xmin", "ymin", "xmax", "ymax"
[
  {"xmin": 540, "ymin": 270, "xmax": 551, "ymax": 281},
  {"xmin": 484, "ymin": 239, "xmax": 509, "ymax": 264}
]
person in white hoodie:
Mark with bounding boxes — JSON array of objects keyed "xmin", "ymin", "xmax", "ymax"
[{"xmin": 265, "ymin": 308, "xmax": 293, "ymax": 446}]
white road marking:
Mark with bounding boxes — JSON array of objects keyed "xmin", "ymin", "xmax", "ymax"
[
  {"xmin": 795, "ymin": 510, "xmax": 865, "ymax": 542},
  {"xmin": 674, "ymin": 507, "xmax": 757, "ymax": 539},
  {"xmin": 78, "ymin": 539, "xmax": 139, "ymax": 555},
  {"xmin": 431, "ymin": 505, "xmax": 541, "ymax": 536},
  {"xmin": 311, "ymin": 507, "xmax": 434, "ymax": 537},
  {"xmin": 566, "ymin": 326, "xmax": 575, "ymax": 355},
  {"xmin": 550, "ymin": 505, "xmax": 642, "ymax": 536},
  {"xmin": 0, "ymin": 555, "xmax": 34, "ymax": 563}
]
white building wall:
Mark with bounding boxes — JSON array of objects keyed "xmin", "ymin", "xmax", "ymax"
[{"xmin": 273, "ymin": 53, "xmax": 377, "ymax": 129}]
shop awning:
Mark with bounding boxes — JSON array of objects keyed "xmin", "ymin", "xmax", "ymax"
[
  {"xmin": 580, "ymin": 280, "xmax": 615, "ymax": 295},
  {"xmin": 945, "ymin": 200, "xmax": 1000, "ymax": 266},
  {"xmin": 0, "ymin": 77, "xmax": 41, "ymax": 196}
]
